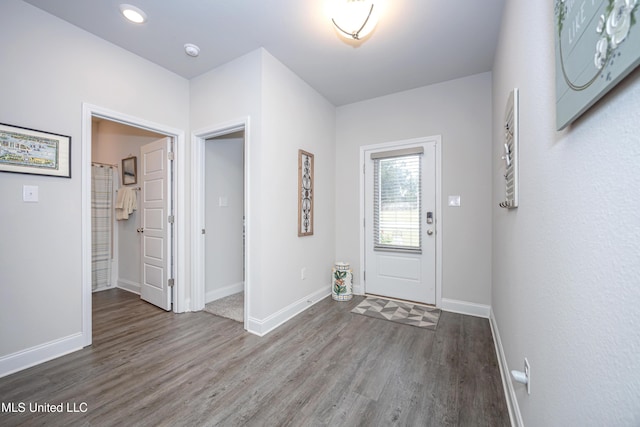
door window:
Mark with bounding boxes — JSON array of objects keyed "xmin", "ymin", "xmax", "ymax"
[{"xmin": 372, "ymin": 149, "xmax": 422, "ymax": 253}]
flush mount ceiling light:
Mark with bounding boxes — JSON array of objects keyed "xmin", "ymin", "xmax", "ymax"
[
  {"xmin": 119, "ymin": 4, "xmax": 147, "ymax": 24},
  {"xmin": 184, "ymin": 43, "xmax": 200, "ymax": 57},
  {"xmin": 329, "ymin": 0, "xmax": 379, "ymax": 40}
]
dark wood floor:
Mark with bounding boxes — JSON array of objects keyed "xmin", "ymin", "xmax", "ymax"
[{"xmin": 0, "ymin": 289, "xmax": 509, "ymax": 426}]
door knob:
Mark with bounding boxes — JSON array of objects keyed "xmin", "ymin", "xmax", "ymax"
[
  {"xmin": 427, "ymin": 229, "xmax": 434, "ymax": 235},
  {"xmin": 137, "ymin": 227, "xmax": 144, "ymax": 233}
]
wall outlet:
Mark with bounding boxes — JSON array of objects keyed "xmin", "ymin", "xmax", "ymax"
[
  {"xmin": 301, "ymin": 267, "xmax": 306, "ymax": 280},
  {"xmin": 524, "ymin": 358, "xmax": 531, "ymax": 395}
]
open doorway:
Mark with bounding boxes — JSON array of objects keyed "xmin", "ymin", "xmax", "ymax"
[
  {"xmin": 201, "ymin": 131, "xmax": 245, "ymax": 322},
  {"xmin": 90, "ymin": 118, "xmax": 169, "ymax": 299},
  {"xmin": 81, "ymin": 103, "xmax": 186, "ymax": 347},
  {"xmin": 190, "ymin": 118, "xmax": 250, "ymax": 330}
]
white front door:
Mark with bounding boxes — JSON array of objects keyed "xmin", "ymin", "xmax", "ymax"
[
  {"xmin": 364, "ymin": 140, "xmax": 437, "ymax": 305},
  {"xmin": 140, "ymin": 137, "xmax": 173, "ymax": 311}
]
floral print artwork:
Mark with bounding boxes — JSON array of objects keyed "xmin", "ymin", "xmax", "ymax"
[
  {"xmin": 555, "ymin": 0, "xmax": 640, "ymax": 129},
  {"xmin": 595, "ymin": 0, "xmax": 638, "ymax": 69},
  {"xmin": 556, "ymin": 0, "xmax": 639, "ymax": 89}
]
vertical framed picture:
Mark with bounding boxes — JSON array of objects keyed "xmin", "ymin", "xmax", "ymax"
[
  {"xmin": 0, "ymin": 122, "xmax": 71, "ymax": 178},
  {"xmin": 298, "ymin": 149, "xmax": 314, "ymax": 236},
  {"xmin": 121, "ymin": 156, "xmax": 137, "ymax": 185}
]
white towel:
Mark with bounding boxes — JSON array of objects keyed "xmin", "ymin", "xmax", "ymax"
[{"xmin": 115, "ymin": 187, "xmax": 137, "ymax": 220}]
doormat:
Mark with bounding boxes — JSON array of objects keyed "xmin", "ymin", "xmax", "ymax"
[{"xmin": 351, "ymin": 297, "xmax": 440, "ymax": 330}]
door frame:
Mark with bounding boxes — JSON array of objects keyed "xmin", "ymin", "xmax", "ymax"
[
  {"xmin": 190, "ymin": 117, "xmax": 250, "ymax": 330},
  {"xmin": 81, "ymin": 103, "xmax": 186, "ymax": 347},
  {"xmin": 358, "ymin": 136, "xmax": 443, "ymax": 307}
]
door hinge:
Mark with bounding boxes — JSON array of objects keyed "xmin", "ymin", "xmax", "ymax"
[
  {"xmin": 168, "ymin": 278, "xmax": 175, "ymax": 287},
  {"xmin": 168, "ymin": 152, "xmax": 175, "ymax": 161},
  {"xmin": 363, "ymin": 218, "xmax": 365, "ymax": 228},
  {"xmin": 363, "ymin": 271, "xmax": 366, "ymax": 282},
  {"xmin": 168, "ymin": 215, "xmax": 175, "ymax": 224},
  {"xmin": 201, "ymin": 228, "xmax": 206, "ymax": 235},
  {"xmin": 363, "ymin": 163, "xmax": 365, "ymax": 174}
]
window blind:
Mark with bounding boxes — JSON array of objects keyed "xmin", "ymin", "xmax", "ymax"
[{"xmin": 372, "ymin": 152, "xmax": 422, "ymax": 253}]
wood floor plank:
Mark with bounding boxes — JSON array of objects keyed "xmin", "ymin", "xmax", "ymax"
[{"xmin": 0, "ymin": 289, "xmax": 509, "ymax": 426}]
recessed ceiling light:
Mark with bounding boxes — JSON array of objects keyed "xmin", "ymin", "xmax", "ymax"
[{"xmin": 119, "ymin": 4, "xmax": 147, "ymax": 24}]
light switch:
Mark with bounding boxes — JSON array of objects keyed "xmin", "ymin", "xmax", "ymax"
[
  {"xmin": 218, "ymin": 196, "xmax": 228, "ymax": 207},
  {"xmin": 448, "ymin": 195, "xmax": 461, "ymax": 207},
  {"xmin": 23, "ymin": 185, "xmax": 39, "ymax": 202}
]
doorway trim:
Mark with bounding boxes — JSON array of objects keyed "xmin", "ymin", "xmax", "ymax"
[
  {"xmin": 358, "ymin": 136, "xmax": 443, "ymax": 307},
  {"xmin": 191, "ymin": 117, "xmax": 250, "ymax": 329},
  {"xmin": 81, "ymin": 103, "xmax": 186, "ymax": 347}
]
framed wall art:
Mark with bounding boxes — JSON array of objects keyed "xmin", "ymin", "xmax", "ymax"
[
  {"xmin": 0, "ymin": 122, "xmax": 71, "ymax": 178},
  {"xmin": 555, "ymin": 0, "xmax": 640, "ymax": 130},
  {"xmin": 121, "ymin": 156, "xmax": 137, "ymax": 185},
  {"xmin": 298, "ymin": 149, "xmax": 314, "ymax": 236}
]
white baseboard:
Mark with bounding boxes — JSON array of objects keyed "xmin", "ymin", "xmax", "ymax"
[
  {"xmin": 91, "ymin": 285, "xmax": 114, "ymax": 293},
  {"xmin": 490, "ymin": 309, "xmax": 522, "ymax": 427},
  {"xmin": 440, "ymin": 298, "xmax": 490, "ymax": 318},
  {"xmin": 206, "ymin": 282, "xmax": 244, "ymax": 304},
  {"xmin": 247, "ymin": 286, "xmax": 330, "ymax": 337},
  {"xmin": 0, "ymin": 333, "xmax": 84, "ymax": 379},
  {"xmin": 117, "ymin": 278, "xmax": 140, "ymax": 295},
  {"xmin": 353, "ymin": 283, "xmax": 364, "ymax": 295}
]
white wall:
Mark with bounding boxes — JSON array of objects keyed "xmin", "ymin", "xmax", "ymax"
[
  {"xmin": 190, "ymin": 50, "xmax": 262, "ymax": 322},
  {"xmin": 335, "ymin": 73, "xmax": 493, "ymax": 306},
  {"xmin": 190, "ymin": 48, "xmax": 336, "ymax": 325},
  {"xmin": 205, "ymin": 135, "xmax": 244, "ymax": 300},
  {"xmin": 492, "ymin": 2, "xmax": 640, "ymax": 425},
  {"xmin": 0, "ymin": 0, "xmax": 188, "ymax": 364},
  {"xmin": 258, "ymin": 50, "xmax": 336, "ymax": 320}
]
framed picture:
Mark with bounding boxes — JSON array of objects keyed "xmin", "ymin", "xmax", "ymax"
[
  {"xmin": 121, "ymin": 156, "xmax": 137, "ymax": 185},
  {"xmin": 0, "ymin": 122, "xmax": 71, "ymax": 178},
  {"xmin": 555, "ymin": 0, "xmax": 640, "ymax": 130},
  {"xmin": 298, "ymin": 149, "xmax": 314, "ymax": 236}
]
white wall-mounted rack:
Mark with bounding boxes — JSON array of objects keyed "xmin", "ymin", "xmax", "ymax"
[{"xmin": 500, "ymin": 88, "xmax": 519, "ymax": 209}]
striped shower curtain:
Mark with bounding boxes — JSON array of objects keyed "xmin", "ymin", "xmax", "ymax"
[{"xmin": 91, "ymin": 165, "xmax": 114, "ymax": 291}]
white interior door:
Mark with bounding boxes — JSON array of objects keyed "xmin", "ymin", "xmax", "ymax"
[
  {"xmin": 364, "ymin": 141, "xmax": 436, "ymax": 305},
  {"xmin": 140, "ymin": 137, "xmax": 173, "ymax": 310}
]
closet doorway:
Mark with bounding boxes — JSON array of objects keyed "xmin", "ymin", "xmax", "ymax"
[
  {"xmin": 90, "ymin": 117, "xmax": 174, "ymax": 309},
  {"xmin": 201, "ymin": 131, "xmax": 245, "ymax": 323}
]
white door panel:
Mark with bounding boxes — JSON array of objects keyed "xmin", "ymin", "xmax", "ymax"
[
  {"xmin": 140, "ymin": 137, "xmax": 172, "ymax": 311},
  {"xmin": 144, "ymin": 264, "xmax": 163, "ymax": 289},
  {"xmin": 144, "ymin": 179, "xmax": 164, "ymax": 201},
  {"xmin": 144, "ymin": 150, "xmax": 164, "ymax": 174},
  {"xmin": 144, "ymin": 236, "xmax": 163, "ymax": 260},
  {"xmin": 377, "ymin": 255, "xmax": 421, "ymax": 280},
  {"xmin": 364, "ymin": 141, "xmax": 436, "ymax": 305},
  {"xmin": 144, "ymin": 208, "xmax": 164, "ymax": 230}
]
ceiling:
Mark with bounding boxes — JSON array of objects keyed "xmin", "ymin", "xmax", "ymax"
[{"xmin": 23, "ymin": 0, "xmax": 506, "ymax": 106}]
